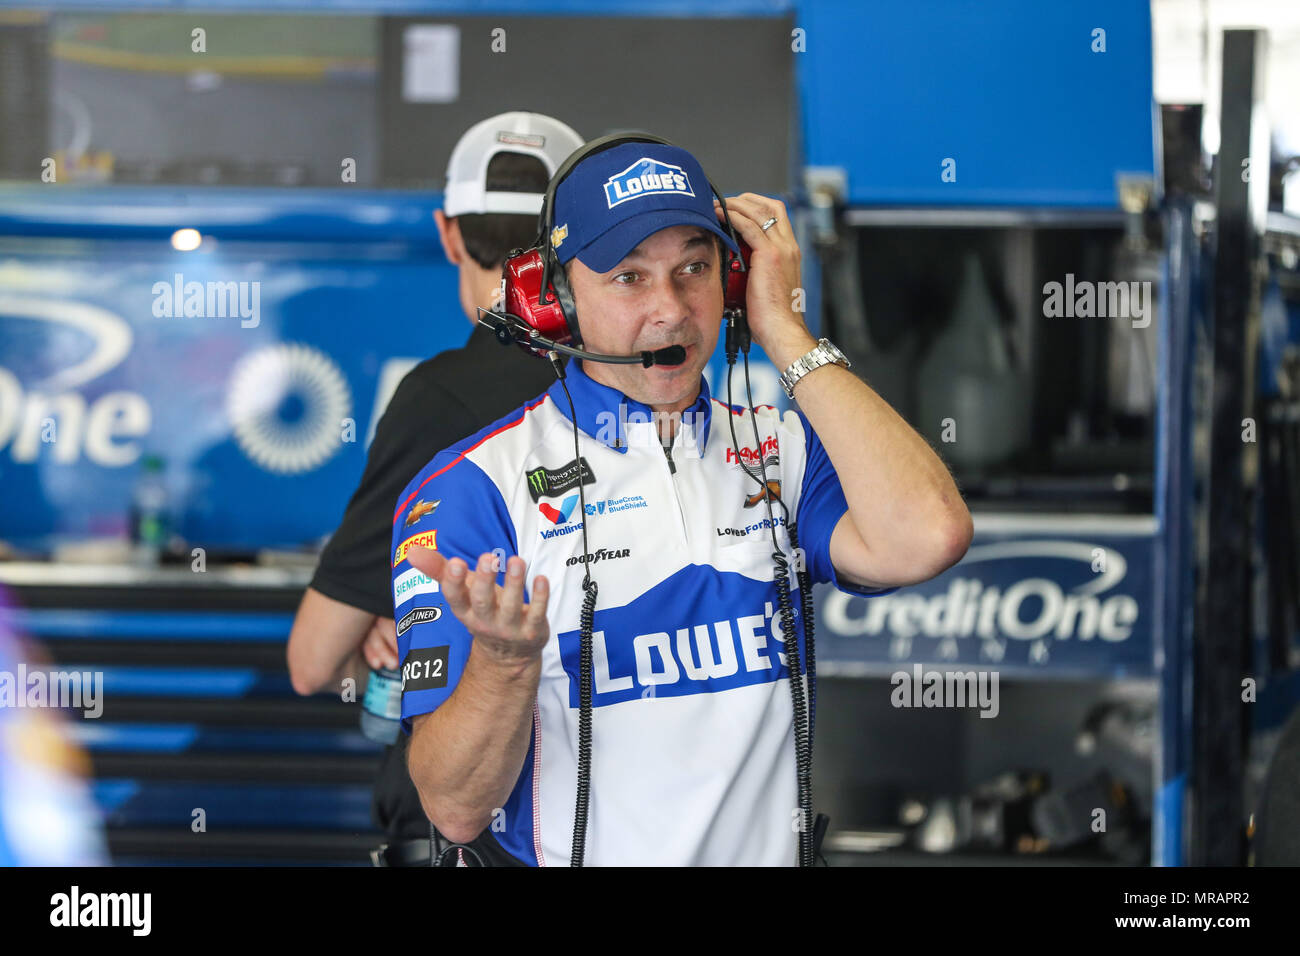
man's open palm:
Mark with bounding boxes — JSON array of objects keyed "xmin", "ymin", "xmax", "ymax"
[{"xmin": 405, "ymin": 545, "xmax": 551, "ymax": 665}]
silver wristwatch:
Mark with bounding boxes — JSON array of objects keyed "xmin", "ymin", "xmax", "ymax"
[{"xmin": 778, "ymin": 338, "xmax": 851, "ymax": 398}]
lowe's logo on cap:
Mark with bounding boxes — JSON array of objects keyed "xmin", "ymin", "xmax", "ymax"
[{"xmin": 604, "ymin": 158, "xmax": 694, "ymax": 208}]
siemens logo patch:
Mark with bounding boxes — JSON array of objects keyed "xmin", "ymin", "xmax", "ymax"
[
  {"xmin": 604, "ymin": 158, "xmax": 694, "ymax": 208},
  {"xmin": 401, "ymin": 645, "xmax": 450, "ymax": 693},
  {"xmin": 396, "ymin": 606, "xmax": 442, "ymax": 637},
  {"xmin": 393, "ymin": 568, "xmax": 439, "ymax": 604}
]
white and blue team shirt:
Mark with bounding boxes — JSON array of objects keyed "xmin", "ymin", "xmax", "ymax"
[{"xmin": 391, "ymin": 357, "xmax": 892, "ymax": 866}]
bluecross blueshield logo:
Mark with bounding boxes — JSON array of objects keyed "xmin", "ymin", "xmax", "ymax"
[
  {"xmin": 604, "ymin": 158, "xmax": 694, "ymax": 208},
  {"xmin": 583, "ymin": 495, "xmax": 648, "ymax": 517}
]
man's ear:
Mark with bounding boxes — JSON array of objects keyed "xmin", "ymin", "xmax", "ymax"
[{"xmin": 433, "ymin": 210, "xmax": 466, "ymax": 266}]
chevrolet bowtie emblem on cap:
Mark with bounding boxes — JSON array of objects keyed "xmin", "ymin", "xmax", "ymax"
[{"xmin": 551, "ymin": 223, "xmax": 568, "ymax": 248}]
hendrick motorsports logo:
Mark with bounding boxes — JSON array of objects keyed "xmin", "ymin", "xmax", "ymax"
[
  {"xmin": 226, "ymin": 343, "xmax": 351, "ymax": 474},
  {"xmin": 822, "ymin": 540, "xmax": 1142, "ymax": 660}
]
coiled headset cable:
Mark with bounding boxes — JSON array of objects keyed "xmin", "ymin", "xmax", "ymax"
[
  {"xmin": 548, "ymin": 352, "xmax": 599, "ymax": 867},
  {"xmin": 724, "ymin": 311, "xmax": 818, "ymax": 867}
]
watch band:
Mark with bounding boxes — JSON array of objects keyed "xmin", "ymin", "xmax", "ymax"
[{"xmin": 779, "ymin": 338, "xmax": 851, "ymax": 398}]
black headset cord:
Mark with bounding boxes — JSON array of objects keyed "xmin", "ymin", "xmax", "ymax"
[
  {"xmin": 547, "ymin": 352, "xmax": 598, "ymax": 867},
  {"xmin": 725, "ymin": 315, "xmax": 817, "ymax": 867}
]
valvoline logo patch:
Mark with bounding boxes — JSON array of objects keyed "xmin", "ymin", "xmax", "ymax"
[
  {"xmin": 604, "ymin": 158, "xmax": 694, "ymax": 208},
  {"xmin": 539, "ymin": 494, "xmax": 580, "ymax": 525}
]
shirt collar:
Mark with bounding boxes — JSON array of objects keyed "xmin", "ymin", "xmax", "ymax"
[{"xmin": 546, "ymin": 358, "xmax": 714, "ymax": 456}]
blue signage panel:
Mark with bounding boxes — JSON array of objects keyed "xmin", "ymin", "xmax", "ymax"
[
  {"xmin": 814, "ymin": 515, "xmax": 1155, "ymax": 678},
  {"xmin": 798, "ymin": 0, "xmax": 1155, "ymax": 207},
  {"xmin": 0, "ymin": 239, "xmax": 471, "ymax": 552}
]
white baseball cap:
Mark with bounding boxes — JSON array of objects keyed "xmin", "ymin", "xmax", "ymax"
[{"xmin": 442, "ymin": 111, "xmax": 584, "ymax": 217}]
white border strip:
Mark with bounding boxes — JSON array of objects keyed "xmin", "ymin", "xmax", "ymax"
[
  {"xmin": 971, "ymin": 513, "xmax": 1158, "ymax": 536},
  {"xmin": 0, "ymin": 562, "xmax": 313, "ymax": 589}
]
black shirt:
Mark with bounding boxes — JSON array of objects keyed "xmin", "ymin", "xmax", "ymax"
[{"xmin": 310, "ymin": 322, "xmax": 561, "ymax": 852}]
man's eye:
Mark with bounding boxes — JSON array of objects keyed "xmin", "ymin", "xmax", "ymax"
[
  {"xmin": 683, "ymin": 261, "xmax": 707, "ymax": 275},
  {"xmin": 613, "ymin": 272, "xmax": 638, "ymax": 285}
]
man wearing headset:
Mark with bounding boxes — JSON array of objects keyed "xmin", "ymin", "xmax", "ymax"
[{"xmin": 392, "ymin": 137, "xmax": 973, "ymax": 865}]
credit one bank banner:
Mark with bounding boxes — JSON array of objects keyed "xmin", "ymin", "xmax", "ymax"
[
  {"xmin": 813, "ymin": 515, "xmax": 1155, "ymax": 677},
  {"xmin": 0, "ymin": 191, "xmax": 787, "ymax": 553},
  {"xmin": 0, "ymin": 245, "xmax": 463, "ymax": 551}
]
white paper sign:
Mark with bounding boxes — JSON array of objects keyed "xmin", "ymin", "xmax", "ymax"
[{"xmin": 402, "ymin": 25, "xmax": 460, "ymax": 103}]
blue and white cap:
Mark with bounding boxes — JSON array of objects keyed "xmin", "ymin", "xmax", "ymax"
[{"xmin": 550, "ymin": 141, "xmax": 741, "ymax": 273}]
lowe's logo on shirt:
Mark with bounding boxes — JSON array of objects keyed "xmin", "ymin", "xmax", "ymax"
[
  {"xmin": 604, "ymin": 158, "xmax": 694, "ymax": 208},
  {"xmin": 557, "ymin": 568, "xmax": 803, "ymax": 707}
]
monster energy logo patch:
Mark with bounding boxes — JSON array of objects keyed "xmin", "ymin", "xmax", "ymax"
[{"xmin": 525, "ymin": 457, "xmax": 597, "ymax": 502}]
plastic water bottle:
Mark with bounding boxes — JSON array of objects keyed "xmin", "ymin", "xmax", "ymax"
[
  {"xmin": 129, "ymin": 455, "xmax": 169, "ymax": 564},
  {"xmin": 360, "ymin": 667, "xmax": 402, "ymax": 744}
]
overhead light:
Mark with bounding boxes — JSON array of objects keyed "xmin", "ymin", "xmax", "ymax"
[{"xmin": 171, "ymin": 228, "xmax": 202, "ymax": 251}]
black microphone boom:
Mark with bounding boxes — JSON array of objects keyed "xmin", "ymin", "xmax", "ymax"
[{"xmin": 477, "ymin": 309, "xmax": 686, "ymax": 368}]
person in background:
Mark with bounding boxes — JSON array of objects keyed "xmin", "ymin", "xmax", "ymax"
[{"xmin": 286, "ymin": 111, "xmax": 583, "ymax": 866}]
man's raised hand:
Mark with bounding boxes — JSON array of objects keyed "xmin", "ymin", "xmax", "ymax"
[{"xmin": 405, "ymin": 546, "xmax": 550, "ymax": 665}]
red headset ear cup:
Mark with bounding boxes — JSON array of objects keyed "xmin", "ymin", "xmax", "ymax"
[
  {"xmin": 724, "ymin": 239, "xmax": 751, "ymax": 312},
  {"xmin": 502, "ymin": 247, "xmax": 573, "ymax": 355}
]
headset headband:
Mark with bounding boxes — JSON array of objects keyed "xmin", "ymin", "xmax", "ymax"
[{"xmin": 534, "ymin": 131, "xmax": 740, "ymax": 307}]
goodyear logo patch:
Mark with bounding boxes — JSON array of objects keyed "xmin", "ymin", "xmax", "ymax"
[
  {"xmin": 393, "ymin": 530, "xmax": 437, "ymax": 567},
  {"xmin": 604, "ymin": 158, "xmax": 694, "ymax": 208}
]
